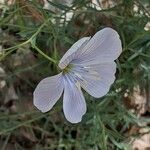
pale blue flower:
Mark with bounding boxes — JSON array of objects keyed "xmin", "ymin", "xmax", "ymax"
[{"xmin": 33, "ymin": 27, "xmax": 122, "ymax": 123}]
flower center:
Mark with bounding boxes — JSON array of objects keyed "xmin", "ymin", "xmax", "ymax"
[{"xmin": 62, "ymin": 64, "xmax": 73, "ymax": 74}]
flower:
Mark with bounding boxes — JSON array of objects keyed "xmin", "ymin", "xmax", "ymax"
[{"xmin": 33, "ymin": 27, "xmax": 122, "ymax": 123}]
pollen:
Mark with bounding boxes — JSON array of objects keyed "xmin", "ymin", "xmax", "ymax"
[{"xmin": 62, "ymin": 64, "xmax": 73, "ymax": 74}]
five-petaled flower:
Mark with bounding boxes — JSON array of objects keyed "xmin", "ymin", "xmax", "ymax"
[{"xmin": 33, "ymin": 27, "xmax": 122, "ymax": 123}]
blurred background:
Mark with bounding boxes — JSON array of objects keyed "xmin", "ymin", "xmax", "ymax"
[{"xmin": 0, "ymin": 0, "xmax": 150, "ymax": 149}]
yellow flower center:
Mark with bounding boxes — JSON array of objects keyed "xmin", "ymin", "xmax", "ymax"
[{"xmin": 62, "ymin": 64, "xmax": 73, "ymax": 74}]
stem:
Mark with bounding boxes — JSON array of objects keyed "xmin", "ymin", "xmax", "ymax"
[
  {"xmin": 1, "ymin": 18, "xmax": 57, "ymax": 64},
  {"xmin": 31, "ymin": 43, "xmax": 57, "ymax": 64}
]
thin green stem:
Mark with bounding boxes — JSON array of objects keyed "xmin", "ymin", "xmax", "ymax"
[
  {"xmin": 31, "ymin": 43, "xmax": 57, "ymax": 64},
  {"xmin": 0, "ymin": 114, "xmax": 46, "ymax": 135},
  {"xmin": 1, "ymin": 18, "xmax": 57, "ymax": 64}
]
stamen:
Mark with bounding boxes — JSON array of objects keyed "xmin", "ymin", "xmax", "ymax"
[
  {"xmin": 74, "ymin": 66, "xmax": 101, "ymax": 80},
  {"xmin": 62, "ymin": 64, "xmax": 74, "ymax": 74},
  {"xmin": 75, "ymin": 81, "xmax": 81, "ymax": 90}
]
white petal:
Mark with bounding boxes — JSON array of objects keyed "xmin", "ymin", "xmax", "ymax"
[
  {"xmin": 63, "ymin": 75, "xmax": 86, "ymax": 123},
  {"xmin": 72, "ymin": 27, "xmax": 122, "ymax": 66},
  {"xmin": 33, "ymin": 73, "xmax": 64, "ymax": 112},
  {"xmin": 59, "ymin": 37, "xmax": 90, "ymax": 69},
  {"xmin": 73, "ymin": 62, "xmax": 116, "ymax": 98}
]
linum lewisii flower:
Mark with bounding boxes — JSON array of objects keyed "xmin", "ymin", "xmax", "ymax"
[{"xmin": 33, "ymin": 27, "xmax": 122, "ymax": 123}]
